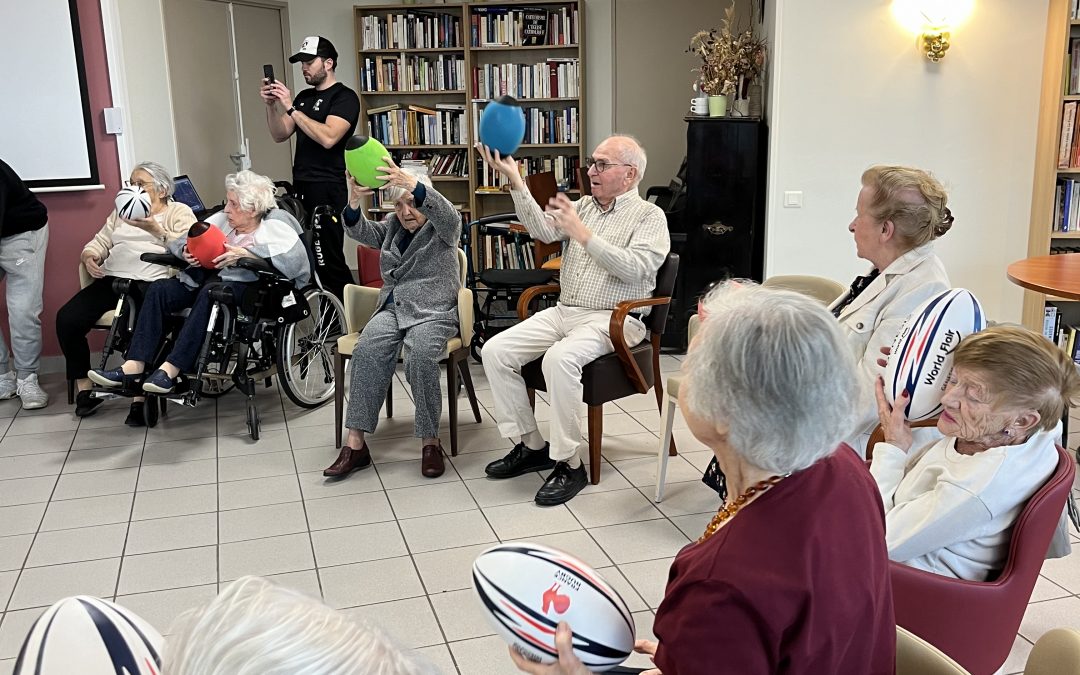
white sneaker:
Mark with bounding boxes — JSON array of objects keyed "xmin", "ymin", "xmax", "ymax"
[
  {"xmin": 16, "ymin": 374, "xmax": 49, "ymax": 409},
  {"xmin": 0, "ymin": 372, "xmax": 15, "ymax": 400}
]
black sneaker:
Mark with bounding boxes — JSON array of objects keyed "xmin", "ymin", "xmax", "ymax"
[
  {"xmin": 485, "ymin": 442, "xmax": 555, "ymax": 479},
  {"xmin": 125, "ymin": 402, "xmax": 146, "ymax": 427},
  {"xmin": 74, "ymin": 390, "xmax": 103, "ymax": 418},
  {"xmin": 535, "ymin": 461, "xmax": 588, "ymax": 506}
]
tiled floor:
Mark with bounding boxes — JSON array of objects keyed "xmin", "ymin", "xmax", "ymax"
[{"xmin": 0, "ymin": 358, "xmax": 1078, "ymax": 674}]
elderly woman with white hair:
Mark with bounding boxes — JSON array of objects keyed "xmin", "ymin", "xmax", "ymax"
[
  {"xmin": 58, "ymin": 161, "xmax": 196, "ymax": 423},
  {"xmin": 166, "ymin": 576, "xmax": 437, "ymax": 674},
  {"xmin": 872, "ymin": 325, "xmax": 1080, "ymax": 581},
  {"xmin": 511, "ymin": 282, "xmax": 895, "ymax": 675},
  {"xmin": 324, "ymin": 157, "xmax": 462, "ymax": 480},
  {"xmin": 89, "ymin": 170, "xmax": 309, "ymax": 395}
]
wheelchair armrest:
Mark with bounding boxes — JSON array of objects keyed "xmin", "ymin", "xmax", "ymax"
[
  {"xmin": 471, "ymin": 212, "xmax": 519, "ymax": 228},
  {"xmin": 111, "ymin": 278, "xmax": 133, "ymax": 295},
  {"xmin": 516, "ymin": 284, "xmax": 561, "ymax": 320},
  {"xmin": 235, "ymin": 256, "xmax": 284, "ymax": 278},
  {"xmin": 140, "ymin": 252, "xmax": 187, "ymax": 268}
]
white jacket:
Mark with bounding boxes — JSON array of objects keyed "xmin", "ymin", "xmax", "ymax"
[
  {"xmin": 831, "ymin": 244, "xmax": 950, "ymax": 450},
  {"xmin": 870, "ymin": 424, "xmax": 1060, "ymax": 581}
]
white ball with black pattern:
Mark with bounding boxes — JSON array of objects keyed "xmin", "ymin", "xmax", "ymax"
[{"xmin": 115, "ymin": 185, "xmax": 152, "ymax": 220}]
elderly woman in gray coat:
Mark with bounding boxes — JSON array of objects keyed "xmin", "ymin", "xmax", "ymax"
[{"xmin": 325, "ymin": 157, "xmax": 462, "ymax": 479}]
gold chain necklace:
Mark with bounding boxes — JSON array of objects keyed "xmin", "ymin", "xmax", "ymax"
[{"xmin": 698, "ymin": 475, "xmax": 786, "ymax": 543}]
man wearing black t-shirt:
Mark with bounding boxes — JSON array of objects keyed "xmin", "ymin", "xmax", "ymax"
[{"xmin": 262, "ymin": 35, "xmax": 359, "ymax": 298}]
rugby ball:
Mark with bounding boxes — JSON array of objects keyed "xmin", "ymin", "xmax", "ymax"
[
  {"xmin": 885, "ymin": 288, "xmax": 986, "ymax": 421},
  {"xmin": 14, "ymin": 596, "xmax": 163, "ymax": 675},
  {"xmin": 115, "ymin": 186, "xmax": 152, "ymax": 221},
  {"xmin": 472, "ymin": 543, "xmax": 635, "ymax": 671}
]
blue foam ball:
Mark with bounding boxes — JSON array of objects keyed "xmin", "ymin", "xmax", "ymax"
[{"xmin": 479, "ymin": 95, "xmax": 526, "ymax": 156}]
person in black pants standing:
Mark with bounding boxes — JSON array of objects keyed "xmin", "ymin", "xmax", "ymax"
[{"xmin": 261, "ymin": 35, "xmax": 359, "ymax": 299}]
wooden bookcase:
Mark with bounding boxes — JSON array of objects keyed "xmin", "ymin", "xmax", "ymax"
[
  {"xmin": 353, "ymin": 1, "xmax": 585, "ymax": 230},
  {"xmin": 1026, "ymin": 0, "xmax": 1075, "ymax": 333}
]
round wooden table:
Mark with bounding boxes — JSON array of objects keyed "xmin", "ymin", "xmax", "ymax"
[{"xmin": 1007, "ymin": 253, "xmax": 1080, "ymax": 299}]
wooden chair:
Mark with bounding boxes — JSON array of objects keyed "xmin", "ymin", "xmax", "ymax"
[
  {"xmin": 66, "ymin": 263, "xmax": 121, "ymax": 404},
  {"xmin": 890, "ymin": 446, "xmax": 1075, "ymax": 674},
  {"xmin": 333, "ymin": 248, "xmax": 481, "ymax": 456},
  {"xmin": 516, "ymin": 253, "xmax": 680, "ymax": 484}
]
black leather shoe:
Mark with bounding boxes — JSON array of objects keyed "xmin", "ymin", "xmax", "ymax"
[
  {"xmin": 485, "ymin": 442, "xmax": 555, "ymax": 479},
  {"xmin": 125, "ymin": 402, "xmax": 145, "ymax": 427},
  {"xmin": 74, "ymin": 390, "xmax": 103, "ymax": 418},
  {"xmin": 535, "ymin": 461, "xmax": 588, "ymax": 506}
]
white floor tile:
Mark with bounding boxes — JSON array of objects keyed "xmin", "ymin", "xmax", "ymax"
[
  {"xmin": 219, "ymin": 533, "xmax": 314, "ymax": 581},
  {"xmin": 0, "ymin": 535, "xmax": 32, "ymax": 572},
  {"xmin": 1001, "ymin": 634, "xmax": 1034, "ymax": 675},
  {"xmin": 118, "ymin": 546, "xmax": 217, "ymax": 595},
  {"xmin": 125, "ymin": 513, "xmax": 218, "ymax": 555},
  {"xmin": 218, "ymin": 474, "xmax": 300, "ymax": 511},
  {"xmin": 219, "ymin": 501, "xmax": 308, "ymax": 543},
  {"xmin": 304, "ymin": 490, "xmax": 394, "ymax": 531},
  {"xmin": 52, "ymin": 467, "xmax": 138, "ymax": 500},
  {"xmin": 141, "ymin": 436, "xmax": 216, "ymax": 466},
  {"xmin": 400, "ymin": 510, "xmax": 498, "ymax": 554},
  {"xmin": 9, "ymin": 558, "xmax": 120, "ymax": 610},
  {"xmin": 218, "ymin": 450, "xmax": 295, "ymax": 483},
  {"xmin": 448, "ymin": 635, "xmax": 521, "ymax": 675},
  {"xmin": 310, "ymin": 521, "xmax": 408, "ymax": 567},
  {"xmin": 62, "ymin": 444, "xmax": 143, "ymax": 474},
  {"xmin": 0, "ymin": 608, "xmax": 42, "ymax": 660},
  {"xmin": 321, "ymin": 556, "xmax": 424, "ymax": 609},
  {"xmin": 590, "ymin": 520, "xmax": 690, "ymax": 565},
  {"xmin": 430, "ymin": 587, "xmax": 496, "ymax": 642},
  {"xmin": 72, "ymin": 426, "xmax": 146, "ymax": 451},
  {"xmin": 414, "ymin": 543, "xmax": 494, "ymax": 595},
  {"xmin": 137, "ymin": 458, "xmax": 216, "ymax": 492},
  {"xmin": 0, "ymin": 503, "xmax": 46, "ymax": 537},
  {"xmin": 565, "ymin": 488, "xmax": 663, "ymax": 529},
  {"xmin": 412, "ymin": 643, "xmax": 456, "ymax": 674},
  {"xmin": 482, "ymin": 502, "xmax": 581, "ymax": 540},
  {"xmin": 0, "ymin": 452, "xmax": 68, "ymax": 480},
  {"xmin": 115, "ymin": 583, "xmax": 218, "ymax": 636},
  {"xmin": 343, "ymin": 596, "xmax": 444, "ymax": 649},
  {"xmin": 24, "ymin": 522, "xmax": 128, "ymax": 567},
  {"xmin": 465, "ymin": 474, "xmax": 545, "ymax": 508},
  {"xmin": 0, "ymin": 476, "xmax": 55, "ymax": 507},
  {"xmin": 502, "ymin": 530, "xmax": 613, "ymax": 570},
  {"xmin": 1019, "ymin": 596, "xmax": 1080, "ymax": 644},
  {"xmin": 376, "ymin": 457, "xmax": 460, "ymax": 491},
  {"xmin": 297, "ymin": 468, "xmax": 384, "ymax": 500},
  {"xmin": 618, "ymin": 557, "xmax": 675, "ymax": 609},
  {"xmin": 388, "ymin": 481, "xmax": 478, "ymax": 520},
  {"xmin": 0, "ymin": 432, "xmax": 74, "ymax": 459},
  {"xmin": 132, "ymin": 484, "xmax": 217, "ymax": 521}
]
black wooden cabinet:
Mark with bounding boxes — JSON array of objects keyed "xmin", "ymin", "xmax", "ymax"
[{"xmin": 663, "ymin": 117, "xmax": 768, "ymax": 351}]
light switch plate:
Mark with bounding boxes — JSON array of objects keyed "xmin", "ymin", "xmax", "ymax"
[
  {"xmin": 103, "ymin": 107, "xmax": 123, "ymax": 135},
  {"xmin": 783, "ymin": 191, "xmax": 803, "ymax": 208}
]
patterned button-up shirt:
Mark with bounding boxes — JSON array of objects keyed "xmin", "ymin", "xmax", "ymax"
[{"xmin": 510, "ymin": 187, "xmax": 670, "ymax": 313}]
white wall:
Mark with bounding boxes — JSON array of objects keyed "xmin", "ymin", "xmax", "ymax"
[
  {"xmin": 765, "ymin": 0, "xmax": 1048, "ymax": 323},
  {"xmin": 116, "ymin": 0, "xmax": 178, "ymax": 175}
]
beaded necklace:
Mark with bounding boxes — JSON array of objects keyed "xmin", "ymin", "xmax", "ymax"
[{"xmin": 698, "ymin": 474, "xmax": 786, "ymax": 543}]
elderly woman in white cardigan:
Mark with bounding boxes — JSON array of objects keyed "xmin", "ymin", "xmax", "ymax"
[
  {"xmin": 871, "ymin": 325, "xmax": 1080, "ymax": 581},
  {"xmin": 324, "ymin": 158, "xmax": 462, "ymax": 480}
]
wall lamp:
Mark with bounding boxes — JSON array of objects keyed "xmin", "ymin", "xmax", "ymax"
[{"xmin": 892, "ymin": 0, "xmax": 975, "ymax": 63}]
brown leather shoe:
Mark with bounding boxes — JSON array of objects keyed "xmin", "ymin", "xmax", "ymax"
[
  {"xmin": 323, "ymin": 444, "xmax": 372, "ymax": 477},
  {"xmin": 421, "ymin": 443, "xmax": 445, "ymax": 478}
]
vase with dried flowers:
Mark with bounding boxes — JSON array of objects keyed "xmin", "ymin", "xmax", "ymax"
[{"xmin": 688, "ymin": 1, "xmax": 767, "ymax": 117}]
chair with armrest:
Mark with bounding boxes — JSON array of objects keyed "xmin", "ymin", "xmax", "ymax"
[
  {"xmin": 355, "ymin": 244, "xmax": 383, "ymax": 289},
  {"xmin": 896, "ymin": 626, "xmax": 969, "ymax": 675},
  {"xmin": 890, "ymin": 445, "xmax": 1075, "ymax": 675},
  {"xmin": 516, "ymin": 253, "xmax": 680, "ymax": 485},
  {"xmin": 333, "ymin": 248, "xmax": 481, "ymax": 456},
  {"xmin": 1024, "ymin": 627, "xmax": 1080, "ymax": 675}
]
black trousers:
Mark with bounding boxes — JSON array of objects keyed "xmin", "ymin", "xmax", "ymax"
[
  {"xmin": 293, "ymin": 179, "xmax": 354, "ymax": 300},
  {"xmin": 56, "ymin": 277, "xmax": 148, "ymax": 380}
]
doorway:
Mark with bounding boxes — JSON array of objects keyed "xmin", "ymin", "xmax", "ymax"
[{"xmin": 163, "ymin": 0, "xmax": 293, "ymax": 205}]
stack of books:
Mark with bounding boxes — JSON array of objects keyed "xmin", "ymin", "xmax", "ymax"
[
  {"xmin": 361, "ymin": 11, "xmax": 462, "ymax": 50},
  {"xmin": 472, "ymin": 59, "xmax": 580, "ymax": 99}
]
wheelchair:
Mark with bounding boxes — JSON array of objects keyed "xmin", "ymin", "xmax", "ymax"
[{"xmin": 90, "ymin": 211, "xmax": 346, "ymax": 440}]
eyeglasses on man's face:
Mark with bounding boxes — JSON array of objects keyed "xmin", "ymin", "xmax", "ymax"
[{"xmin": 584, "ymin": 157, "xmax": 633, "ymax": 174}]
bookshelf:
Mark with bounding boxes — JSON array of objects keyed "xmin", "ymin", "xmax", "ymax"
[
  {"xmin": 1027, "ymin": 0, "xmax": 1077, "ymax": 339},
  {"xmin": 353, "ymin": 1, "xmax": 585, "ymax": 243}
]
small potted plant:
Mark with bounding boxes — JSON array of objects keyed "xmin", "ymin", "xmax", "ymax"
[{"xmin": 688, "ymin": 2, "xmax": 767, "ymax": 117}]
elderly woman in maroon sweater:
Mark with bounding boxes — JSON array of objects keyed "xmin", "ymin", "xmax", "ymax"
[{"xmin": 511, "ymin": 281, "xmax": 895, "ymax": 675}]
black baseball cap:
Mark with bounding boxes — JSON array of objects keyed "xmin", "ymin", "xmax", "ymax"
[{"xmin": 289, "ymin": 36, "xmax": 338, "ymax": 64}]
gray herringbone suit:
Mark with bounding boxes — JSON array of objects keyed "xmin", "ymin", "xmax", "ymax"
[{"xmin": 341, "ymin": 184, "xmax": 462, "ymax": 438}]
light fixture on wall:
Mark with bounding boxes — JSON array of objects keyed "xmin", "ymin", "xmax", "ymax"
[{"xmin": 892, "ymin": 0, "xmax": 975, "ymax": 63}]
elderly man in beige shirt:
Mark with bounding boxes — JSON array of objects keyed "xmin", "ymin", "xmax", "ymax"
[{"xmin": 475, "ymin": 135, "xmax": 670, "ymax": 505}]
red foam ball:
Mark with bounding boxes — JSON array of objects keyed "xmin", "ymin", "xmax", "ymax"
[{"xmin": 186, "ymin": 222, "xmax": 227, "ymax": 269}]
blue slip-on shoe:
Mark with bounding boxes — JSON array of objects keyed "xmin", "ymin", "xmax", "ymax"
[
  {"xmin": 87, "ymin": 367, "xmax": 127, "ymax": 388},
  {"xmin": 142, "ymin": 369, "xmax": 177, "ymax": 394}
]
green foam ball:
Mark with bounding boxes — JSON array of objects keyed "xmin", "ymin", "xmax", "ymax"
[{"xmin": 344, "ymin": 135, "xmax": 389, "ymax": 189}]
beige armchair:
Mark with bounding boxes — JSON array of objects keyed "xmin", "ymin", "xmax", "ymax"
[
  {"xmin": 67, "ymin": 263, "xmax": 122, "ymax": 404},
  {"xmin": 333, "ymin": 248, "xmax": 481, "ymax": 456}
]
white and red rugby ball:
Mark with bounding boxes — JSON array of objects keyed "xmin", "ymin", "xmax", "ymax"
[
  {"xmin": 885, "ymin": 288, "xmax": 986, "ymax": 421},
  {"xmin": 472, "ymin": 543, "xmax": 635, "ymax": 671},
  {"xmin": 15, "ymin": 595, "xmax": 163, "ymax": 675}
]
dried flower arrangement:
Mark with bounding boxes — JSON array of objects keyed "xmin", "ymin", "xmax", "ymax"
[{"xmin": 688, "ymin": 1, "xmax": 767, "ymax": 97}]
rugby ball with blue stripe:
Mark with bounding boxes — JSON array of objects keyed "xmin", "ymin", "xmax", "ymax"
[
  {"xmin": 115, "ymin": 186, "xmax": 151, "ymax": 221},
  {"xmin": 884, "ymin": 288, "xmax": 986, "ymax": 421},
  {"xmin": 472, "ymin": 543, "xmax": 635, "ymax": 671},
  {"xmin": 14, "ymin": 596, "xmax": 163, "ymax": 675}
]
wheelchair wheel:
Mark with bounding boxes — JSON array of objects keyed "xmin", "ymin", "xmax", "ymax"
[
  {"xmin": 278, "ymin": 288, "xmax": 346, "ymax": 409},
  {"xmin": 144, "ymin": 396, "xmax": 159, "ymax": 428},
  {"xmin": 199, "ymin": 360, "xmax": 236, "ymax": 399},
  {"xmin": 246, "ymin": 400, "xmax": 260, "ymax": 441}
]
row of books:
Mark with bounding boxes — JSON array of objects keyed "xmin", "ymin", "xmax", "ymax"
[
  {"xmin": 472, "ymin": 104, "xmax": 579, "ymax": 146},
  {"xmin": 1067, "ymin": 39, "xmax": 1080, "ymax": 95},
  {"xmin": 1051, "ymin": 245, "xmax": 1080, "ymax": 254},
  {"xmin": 1072, "ymin": 0, "xmax": 1080, "ymax": 19},
  {"xmin": 1045, "ymin": 306, "xmax": 1080, "ymax": 363},
  {"xmin": 475, "ymin": 155, "xmax": 581, "ymax": 191},
  {"xmin": 472, "ymin": 59, "xmax": 580, "ymax": 100},
  {"xmin": 479, "ymin": 232, "xmax": 538, "ymax": 271},
  {"xmin": 360, "ymin": 12, "xmax": 463, "ymax": 50},
  {"xmin": 1054, "ymin": 178, "xmax": 1080, "ymax": 232},
  {"xmin": 360, "ymin": 55, "xmax": 466, "ymax": 93},
  {"xmin": 470, "ymin": 6, "xmax": 579, "ymax": 47},
  {"xmin": 367, "ymin": 104, "xmax": 467, "ymax": 146},
  {"xmin": 1057, "ymin": 101, "xmax": 1080, "ymax": 168}
]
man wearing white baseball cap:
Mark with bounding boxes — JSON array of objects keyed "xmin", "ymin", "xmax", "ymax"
[{"xmin": 261, "ymin": 35, "xmax": 359, "ymax": 299}]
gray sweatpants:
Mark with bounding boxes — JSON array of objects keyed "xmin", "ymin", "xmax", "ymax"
[
  {"xmin": 0, "ymin": 225, "xmax": 48, "ymax": 377},
  {"xmin": 345, "ymin": 305, "xmax": 457, "ymax": 438}
]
